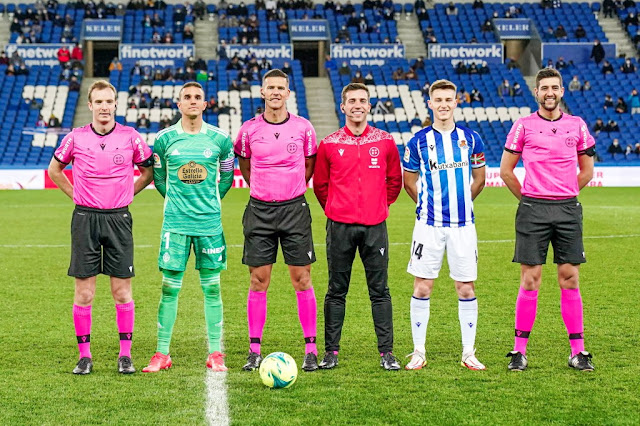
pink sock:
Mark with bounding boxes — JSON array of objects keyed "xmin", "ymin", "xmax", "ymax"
[
  {"xmin": 247, "ymin": 290, "xmax": 267, "ymax": 354},
  {"xmin": 73, "ymin": 304, "xmax": 92, "ymax": 359},
  {"xmin": 561, "ymin": 288, "xmax": 585, "ymax": 356},
  {"xmin": 296, "ymin": 287, "xmax": 318, "ymax": 355},
  {"xmin": 116, "ymin": 301, "xmax": 135, "ymax": 358},
  {"xmin": 514, "ymin": 287, "xmax": 538, "ymax": 355}
]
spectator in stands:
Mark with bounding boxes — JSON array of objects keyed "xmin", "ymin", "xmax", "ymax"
[
  {"xmin": 228, "ymin": 79, "xmax": 240, "ymax": 91},
  {"xmin": 372, "ymin": 99, "xmax": 389, "ymax": 115},
  {"xmin": 163, "ymin": 32, "xmax": 174, "ymax": 43},
  {"xmin": 392, "ymin": 67, "xmax": 406, "ymax": 81},
  {"xmin": 624, "ymin": 143, "xmax": 634, "ymax": 157},
  {"xmin": 555, "ymin": 56, "xmax": 568, "ymax": 70},
  {"xmin": 69, "ymin": 75, "xmax": 81, "ymax": 91},
  {"xmin": 568, "ymin": 75, "xmax": 582, "ymax": 92},
  {"xmin": 467, "ymin": 62, "xmax": 479, "ymax": 74},
  {"xmin": 10, "ymin": 18, "xmax": 21, "ymax": 34},
  {"xmin": 413, "ymin": 56, "xmax": 425, "ymax": 72},
  {"xmin": 405, "ymin": 67, "xmax": 418, "ymax": 80},
  {"xmin": 629, "ymin": 89, "xmax": 640, "ymax": 114},
  {"xmin": 591, "ymin": 39, "xmax": 606, "ymax": 65},
  {"xmin": 512, "ymin": 82, "xmax": 523, "ymax": 97},
  {"xmin": 473, "ymin": 0, "xmax": 484, "ymax": 8},
  {"xmin": 16, "ymin": 63, "xmax": 29, "ymax": 76},
  {"xmin": 338, "ymin": 61, "xmax": 352, "ymax": 76},
  {"xmin": 575, "ymin": 25, "xmax": 587, "ymax": 40},
  {"xmin": 602, "ymin": 60, "xmax": 614, "ymax": 74},
  {"xmin": 71, "ymin": 43, "xmax": 83, "ymax": 65},
  {"xmin": 362, "ymin": 71, "xmax": 374, "ymax": 85},
  {"xmin": 621, "ymin": 58, "xmax": 637, "ymax": 74},
  {"xmin": 471, "ymin": 88, "xmax": 484, "ymax": 105},
  {"xmin": 0, "ymin": 51, "xmax": 8, "ymax": 66},
  {"xmin": 151, "ymin": 31, "xmax": 161, "ymax": 43},
  {"xmin": 142, "ymin": 14, "xmax": 152, "ymax": 26},
  {"xmin": 554, "ymin": 25, "xmax": 568, "ymax": 40},
  {"xmin": 183, "ymin": 23, "xmax": 194, "ymax": 40},
  {"xmin": 48, "ymin": 114, "xmax": 61, "ymax": 128},
  {"xmin": 36, "ymin": 114, "xmax": 47, "ymax": 128},
  {"xmin": 505, "ymin": 57, "xmax": 519, "ymax": 70},
  {"xmin": 194, "ymin": 0, "xmax": 205, "ymax": 19},
  {"xmin": 479, "ymin": 61, "xmax": 490, "ymax": 74},
  {"xmin": 482, "ymin": 18, "xmax": 492, "ymax": 33},
  {"xmin": 603, "ymin": 94, "xmax": 614, "ymax": 111},
  {"xmin": 151, "ymin": 96, "xmax": 161, "ymax": 108},
  {"xmin": 457, "ymin": 88, "xmax": 471, "ymax": 105},
  {"xmin": 581, "ymin": 80, "xmax": 591, "ymax": 92},
  {"xmin": 607, "ymin": 138, "xmax": 623, "ymax": 156},
  {"xmin": 218, "ymin": 100, "xmax": 235, "ymax": 115},
  {"xmin": 239, "ymin": 77, "xmax": 251, "ymax": 90},
  {"xmin": 421, "ymin": 81, "xmax": 430, "ymax": 96},
  {"xmin": 139, "ymin": 95, "xmax": 149, "ymax": 108},
  {"xmin": 446, "ymin": 1, "xmax": 458, "ymax": 15},
  {"xmin": 159, "ymin": 115, "xmax": 171, "ymax": 130},
  {"xmin": 592, "ymin": 118, "xmax": 605, "ymax": 134},
  {"xmin": 282, "ymin": 61, "xmax": 294, "ymax": 75},
  {"xmin": 136, "ymin": 113, "xmax": 150, "ymax": 129},
  {"xmin": 57, "ymin": 46, "xmax": 71, "ymax": 66},
  {"xmin": 603, "ymin": 0, "xmax": 615, "ymax": 18},
  {"xmin": 634, "ymin": 142, "xmax": 640, "ymax": 155},
  {"xmin": 624, "ymin": 12, "xmax": 639, "ymax": 30},
  {"xmin": 455, "ymin": 61, "xmax": 467, "ymax": 75},
  {"xmin": 226, "ymin": 56, "xmax": 243, "ymax": 70},
  {"xmin": 497, "ymin": 79, "xmax": 512, "ymax": 98},
  {"xmin": 351, "ymin": 70, "xmax": 365, "ymax": 84},
  {"xmin": 5, "ymin": 64, "xmax": 15, "ymax": 77},
  {"xmin": 544, "ymin": 26, "xmax": 555, "ymax": 41},
  {"xmin": 606, "ymin": 119, "xmax": 620, "ymax": 132},
  {"xmin": 615, "ymin": 97, "xmax": 628, "ymax": 113}
]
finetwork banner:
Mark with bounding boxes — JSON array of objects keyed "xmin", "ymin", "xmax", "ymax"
[
  {"xmin": 289, "ymin": 19, "xmax": 329, "ymax": 40},
  {"xmin": 5, "ymin": 44, "xmax": 67, "ymax": 66},
  {"xmin": 542, "ymin": 43, "xmax": 617, "ymax": 65},
  {"xmin": 493, "ymin": 18, "xmax": 532, "ymax": 39},
  {"xmin": 119, "ymin": 44, "xmax": 196, "ymax": 67},
  {"xmin": 330, "ymin": 44, "xmax": 405, "ymax": 66},
  {"xmin": 225, "ymin": 44, "xmax": 293, "ymax": 60},
  {"xmin": 428, "ymin": 43, "xmax": 504, "ymax": 65},
  {"xmin": 83, "ymin": 18, "xmax": 123, "ymax": 41}
]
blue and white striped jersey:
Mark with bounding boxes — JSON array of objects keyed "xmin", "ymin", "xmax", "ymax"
[{"xmin": 403, "ymin": 124, "xmax": 486, "ymax": 227}]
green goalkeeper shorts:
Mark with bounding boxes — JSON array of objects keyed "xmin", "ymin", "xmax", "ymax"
[{"xmin": 158, "ymin": 231, "xmax": 227, "ymax": 271}]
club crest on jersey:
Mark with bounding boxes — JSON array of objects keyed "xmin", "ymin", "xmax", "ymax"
[
  {"xmin": 203, "ymin": 148, "xmax": 213, "ymax": 158},
  {"xmin": 178, "ymin": 161, "xmax": 208, "ymax": 184},
  {"xmin": 458, "ymin": 139, "xmax": 468, "ymax": 149},
  {"xmin": 287, "ymin": 143, "xmax": 297, "ymax": 153}
]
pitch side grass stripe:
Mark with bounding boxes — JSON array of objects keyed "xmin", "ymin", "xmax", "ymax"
[{"xmin": 3, "ymin": 234, "xmax": 640, "ymax": 249}]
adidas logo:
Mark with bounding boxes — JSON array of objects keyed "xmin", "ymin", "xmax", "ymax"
[
  {"xmin": 170, "ymin": 149, "xmax": 180, "ymax": 156},
  {"xmin": 338, "ymin": 148, "xmax": 344, "ymax": 156}
]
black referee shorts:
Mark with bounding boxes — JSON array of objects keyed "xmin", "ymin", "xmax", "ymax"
[
  {"xmin": 513, "ymin": 196, "xmax": 586, "ymax": 265},
  {"xmin": 242, "ymin": 195, "xmax": 315, "ymax": 267},
  {"xmin": 68, "ymin": 205, "xmax": 135, "ymax": 278}
]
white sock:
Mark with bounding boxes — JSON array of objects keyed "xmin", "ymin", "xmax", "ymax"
[
  {"xmin": 459, "ymin": 298, "xmax": 478, "ymax": 354},
  {"xmin": 410, "ymin": 296, "xmax": 430, "ymax": 353}
]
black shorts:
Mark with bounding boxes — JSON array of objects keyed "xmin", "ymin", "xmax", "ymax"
[
  {"xmin": 242, "ymin": 195, "xmax": 315, "ymax": 267},
  {"xmin": 68, "ymin": 205, "xmax": 135, "ymax": 278},
  {"xmin": 513, "ymin": 196, "xmax": 586, "ymax": 265}
]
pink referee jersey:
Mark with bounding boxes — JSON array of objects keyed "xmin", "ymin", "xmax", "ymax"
[
  {"xmin": 234, "ymin": 113, "xmax": 317, "ymax": 202},
  {"xmin": 54, "ymin": 123, "xmax": 152, "ymax": 209},
  {"xmin": 505, "ymin": 112, "xmax": 595, "ymax": 200}
]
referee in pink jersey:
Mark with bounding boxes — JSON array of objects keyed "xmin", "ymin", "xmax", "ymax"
[
  {"xmin": 500, "ymin": 68, "xmax": 596, "ymax": 372},
  {"xmin": 234, "ymin": 69, "xmax": 319, "ymax": 372},
  {"xmin": 48, "ymin": 80, "xmax": 154, "ymax": 375}
]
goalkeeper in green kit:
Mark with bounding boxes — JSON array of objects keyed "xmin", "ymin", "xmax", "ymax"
[{"xmin": 143, "ymin": 82, "xmax": 235, "ymax": 372}]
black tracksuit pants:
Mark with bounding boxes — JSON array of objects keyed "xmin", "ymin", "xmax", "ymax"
[{"xmin": 324, "ymin": 219, "xmax": 394, "ymax": 353}]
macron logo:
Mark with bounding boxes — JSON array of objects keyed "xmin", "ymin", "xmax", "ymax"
[
  {"xmin": 338, "ymin": 149, "xmax": 344, "ymax": 156},
  {"xmin": 307, "ymin": 251, "xmax": 312, "ymax": 259},
  {"xmin": 379, "ymin": 248, "xmax": 385, "ymax": 256}
]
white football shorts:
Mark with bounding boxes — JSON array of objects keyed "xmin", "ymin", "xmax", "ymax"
[{"xmin": 407, "ymin": 220, "xmax": 478, "ymax": 282}]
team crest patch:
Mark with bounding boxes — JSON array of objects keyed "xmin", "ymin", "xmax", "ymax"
[
  {"xmin": 178, "ymin": 161, "xmax": 208, "ymax": 184},
  {"xmin": 153, "ymin": 153, "xmax": 161, "ymax": 168},
  {"xmin": 163, "ymin": 252, "xmax": 170, "ymax": 262},
  {"xmin": 113, "ymin": 154, "xmax": 125, "ymax": 164},
  {"xmin": 403, "ymin": 146, "xmax": 410, "ymax": 163},
  {"xmin": 369, "ymin": 147, "xmax": 380, "ymax": 157},
  {"xmin": 287, "ymin": 143, "xmax": 297, "ymax": 153},
  {"xmin": 565, "ymin": 136, "xmax": 578, "ymax": 148},
  {"xmin": 203, "ymin": 148, "xmax": 213, "ymax": 158},
  {"xmin": 458, "ymin": 139, "xmax": 468, "ymax": 149}
]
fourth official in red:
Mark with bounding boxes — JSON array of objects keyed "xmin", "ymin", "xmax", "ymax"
[{"xmin": 313, "ymin": 83, "xmax": 403, "ymax": 370}]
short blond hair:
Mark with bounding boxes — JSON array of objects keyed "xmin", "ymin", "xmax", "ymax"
[
  {"xmin": 429, "ymin": 79, "xmax": 457, "ymax": 99},
  {"xmin": 87, "ymin": 79, "xmax": 117, "ymax": 102}
]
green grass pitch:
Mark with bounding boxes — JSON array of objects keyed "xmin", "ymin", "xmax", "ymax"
[{"xmin": 0, "ymin": 187, "xmax": 638, "ymax": 425}]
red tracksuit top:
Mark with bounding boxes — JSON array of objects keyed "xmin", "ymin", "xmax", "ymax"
[{"xmin": 314, "ymin": 125, "xmax": 402, "ymax": 225}]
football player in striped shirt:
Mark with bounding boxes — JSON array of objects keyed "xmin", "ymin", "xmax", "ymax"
[
  {"xmin": 402, "ymin": 79, "xmax": 487, "ymax": 371},
  {"xmin": 142, "ymin": 82, "xmax": 235, "ymax": 373}
]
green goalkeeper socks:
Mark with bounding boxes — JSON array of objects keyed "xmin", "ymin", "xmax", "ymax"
[
  {"xmin": 157, "ymin": 269, "xmax": 184, "ymax": 355},
  {"xmin": 200, "ymin": 268, "xmax": 223, "ymax": 353}
]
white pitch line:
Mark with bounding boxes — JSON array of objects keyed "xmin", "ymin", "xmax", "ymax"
[
  {"xmin": 205, "ymin": 332, "xmax": 230, "ymax": 426},
  {"xmin": 2, "ymin": 234, "xmax": 639, "ymax": 249}
]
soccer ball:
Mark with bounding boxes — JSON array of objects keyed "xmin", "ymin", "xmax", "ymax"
[{"xmin": 259, "ymin": 352, "xmax": 298, "ymax": 389}]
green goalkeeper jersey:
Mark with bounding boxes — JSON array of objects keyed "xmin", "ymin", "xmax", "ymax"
[{"xmin": 152, "ymin": 119, "xmax": 235, "ymax": 236}]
